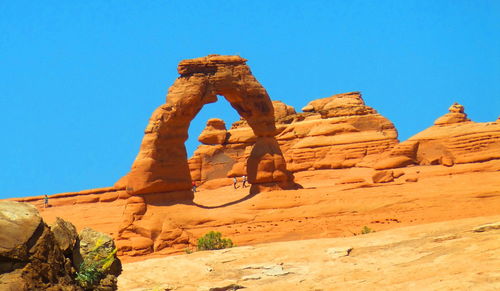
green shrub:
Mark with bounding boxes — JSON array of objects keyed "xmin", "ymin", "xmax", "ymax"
[
  {"xmin": 75, "ymin": 261, "xmax": 101, "ymax": 289},
  {"xmin": 197, "ymin": 231, "xmax": 234, "ymax": 251},
  {"xmin": 75, "ymin": 237, "xmax": 117, "ymax": 289},
  {"xmin": 361, "ymin": 226, "xmax": 374, "ymax": 234}
]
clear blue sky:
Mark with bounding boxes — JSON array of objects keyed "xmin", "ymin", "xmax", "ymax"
[{"xmin": 1, "ymin": 1, "xmax": 499, "ymax": 198}]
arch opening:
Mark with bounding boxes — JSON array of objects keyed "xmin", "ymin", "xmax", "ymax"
[
  {"xmin": 116, "ymin": 55, "xmax": 299, "ymax": 200},
  {"xmin": 186, "ymin": 95, "xmax": 239, "ymax": 158}
]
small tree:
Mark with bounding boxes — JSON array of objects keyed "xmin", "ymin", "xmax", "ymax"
[
  {"xmin": 361, "ymin": 226, "xmax": 374, "ymax": 234},
  {"xmin": 197, "ymin": 231, "xmax": 234, "ymax": 251}
]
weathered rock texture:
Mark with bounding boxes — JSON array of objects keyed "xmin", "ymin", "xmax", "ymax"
[
  {"xmin": 0, "ymin": 201, "xmax": 121, "ymax": 291},
  {"xmin": 114, "ymin": 55, "xmax": 300, "ymax": 257},
  {"xmin": 190, "ymin": 99, "xmax": 500, "ymax": 182},
  {"xmin": 117, "ymin": 55, "xmax": 298, "ymax": 198},
  {"xmin": 0, "ymin": 201, "xmax": 79, "ymax": 290},
  {"xmin": 374, "ymin": 103, "xmax": 500, "ymax": 168},
  {"xmin": 73, "ymin": 227, "xmax": 122, "ymax": 289},
  {"xmin": 118, "ymin": 216, "xmax": 500, "ymax": 290},
  {"xmin": 189, "ymin": 92, "xmax": 399, "ymax": 184}
]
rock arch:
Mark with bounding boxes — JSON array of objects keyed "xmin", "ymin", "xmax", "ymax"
[{"xmin": 116, "ymin": 55, "xmax": 298, "ymax": 200}]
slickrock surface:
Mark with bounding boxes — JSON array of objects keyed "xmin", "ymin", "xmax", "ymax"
[
  {"xmin": 20, "ymin": 159, "xmax": 500, "ymax": 263},
  {"xmin": 117, "ymin": 215, "xmax": 500, "ymax": 290},
  {"xmin": 189, "ymin": 91, "xmax": 399, "ymax": 184}
]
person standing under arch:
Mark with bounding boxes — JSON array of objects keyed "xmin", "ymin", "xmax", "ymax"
[
  {"xmin": 233, "ymin": 177, "xmax": 238, "ymax": 189},
  {"xmin": 242, "ymin": 175, "xmax": 247, "ymax": 188}
]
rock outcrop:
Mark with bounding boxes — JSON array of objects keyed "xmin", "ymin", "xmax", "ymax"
[
  {"xmin": 0, "ymin": 201, "xmax": 79, "ymax": 290},
  {"xmin": 0, "ymin": 201, "xmax": 121, "ymax": 291},
  {"xmin": 198, "ymin": 118, "xmax": 228, "ymax": 145},
  {"xmin": 189, "ymin": 91, "xmax": 399, "ymax": 184},
  {"xmin": 434, "ymin": 102, "xmax": 470, "ymax": 125},
  {"xmin": 115, "ymin": 55, "xmax": 300, "ymax": 257},
  {"xmin": 117, "ymin": 55, "xmax": 298, "ymax": 198},
  {"xmin": 375, "ymin": 103, "xmax": 500, "ymax": 167}
]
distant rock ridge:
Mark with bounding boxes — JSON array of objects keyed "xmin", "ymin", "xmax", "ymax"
[
  {"xmin": 355, "ymin": 102, "xmax": 500, "ymax": 169},
  {"xmin": 189, "ymin": 91, "xmax": 399, "ymax": 184},
  {"xmin": 189, "ymin": 97, "xmax": 500, "ymax": 183}
]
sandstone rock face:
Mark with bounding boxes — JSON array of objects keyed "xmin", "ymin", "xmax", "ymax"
[
  {"xmin": 434, "ymin": 102, "xmax": 470, "ymax": 125},
  {"xmin": 378, "ymin": 103, "xmax": 500, "ymax": 167},
  {"xmin": 117, "ymin": 216, "xmax": 500, "ymax": 290},
  {"xmin": 0, "ymin": 201, "xmax": 42, "ymax": 257},
  {"xmin": 115, "ymin": 55, "xmax": 299, "ymax": 257},
  {"xmin": 0, "ymin": 201, "xmax": 122, "ymax": 291},
  {"xmin": 0, "ymin": 201, "xmax": 80, "ymax": 290},
  {"xmin": 198, "ymin": 118, "xmax": 228, "ymax": 145},
  {"xmin": 272, "ymin": 100, "xmax": 296, "ymax": 120},
  {"xmin": 118, "ymin": 55, "xmax": 297, "ymax": 198},
  {"xmin": 50, "ymin": 217, "xmax": 78, "ymax": 255},
  {"xmin": 189, "ymin": 91, "xmax": 398, "ymax": 184},
  {"xmin": 372, "ymin": 170, "xmax": 395, "ymax": 183}
]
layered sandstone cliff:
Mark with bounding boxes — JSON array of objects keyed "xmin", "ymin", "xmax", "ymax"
[
  {"xmin": 189, "ymin": 92, "xmax": 399, "ymax": 184},
  {"xmin": 190, "ymin": 96, "xmax": 500, "ymax": 185},
  {"xmin": 374, "ymin": 102, "xmax": 500, "ymax": 168}
]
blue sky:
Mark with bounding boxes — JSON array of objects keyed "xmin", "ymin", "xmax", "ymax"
[{"xmin": 1, "ymin": 1, "xmax": 499, "ymax": 198}]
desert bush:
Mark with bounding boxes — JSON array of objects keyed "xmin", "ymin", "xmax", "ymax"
[
  {"xmin": 75, "ymin": 237, "xmax": 117, "ymax": 289},
  {"xmin": 197, "ymin": 231, "xmax": 234, "ymax": 251},
  {"xmin": 361, "ymin": 226, "xmax": 374, "ymax": 234}
]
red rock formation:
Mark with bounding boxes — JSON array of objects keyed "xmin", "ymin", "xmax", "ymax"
[
  {"xmin": 434, "ymin": 102, "xmax": 470, "ymax": 125},
  {"xmin": 115, "ymin": 55, "xmax": 301, "ymax": 256},
  {"xmin": 198, "ymin": 118, "xmax": 228, "ymax": 145},
  {"xmin": 117, "ymin": 55, "xmax": 298, "ymax": 198},
  {"xmin": 374, "ymin": 103, "xmax": 500, "ymax": 168},
  {"xmin": 189, "ymin": 92, "xmax": 399, "ymax": 184}
]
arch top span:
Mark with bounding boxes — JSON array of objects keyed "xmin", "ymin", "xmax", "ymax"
[{"xmin": 117, "ymin": 55, "xmax": 299, "ymax": 199}]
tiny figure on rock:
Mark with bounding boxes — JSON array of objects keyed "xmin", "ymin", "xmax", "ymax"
[
  {"xmin": 242, "ymin": 175, "xmax": 247, "ymax": 188},
  {"xmin": 233, "ymin": 176, "xmax": 238, "ymax": 189}
]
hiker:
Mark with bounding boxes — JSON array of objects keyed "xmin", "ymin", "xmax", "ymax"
[
  {"xmin": 44, "ymin": 194, "xmax": 49, "ymax": 208},
  {"xmin": 242, "ymin": 175, "xmax": 247, "ymax": 188},
  {"xmin": 192, "ymin": 181, "xmax": 197, "ymax": 192},
  {"xmin": 233, "ymin": 176, "xmax": 238, "ymax": 189}
]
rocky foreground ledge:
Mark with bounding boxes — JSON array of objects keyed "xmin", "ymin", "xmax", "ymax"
[
  {"xmin": 0, "ymin": 201, "xmax": 121, "ymax": 291},
  {"xmin": 118, "ymin": 216, "xmax": 500, "ymax": 291}
]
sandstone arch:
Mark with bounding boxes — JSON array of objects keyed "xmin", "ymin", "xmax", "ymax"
[{"xmin": 116, "ymin": 55, "xmax": 298, "ymax": 200}]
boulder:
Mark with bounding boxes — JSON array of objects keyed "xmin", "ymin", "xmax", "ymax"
[
  {"xmin": 0, "ymin": 201, "xmax": 42, "ymax": 260},
  {"xmin": 373, "ymin": 156, "xmax": 414, "ymax": 170},
  {"xmin": 372, "ymin": 170, "xmax": 395, "ymax": 183},
  {"xmin": 50, "ymin": 217, "xmax": 78, "ymax": 255},
  {"xmin": 198, "ymin": 118, "xmax": 228, "ymax": 145},
  {"xmin": 272, "ymin": 100, "xmax": 296, "ymax": 120},
  {"xmin": 73, "ymin": 228, "xmax": 122, "ymax": 290},
  {"xmin": 0, "ymin": 201, "xmax": 81, "ymax": 290}
]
